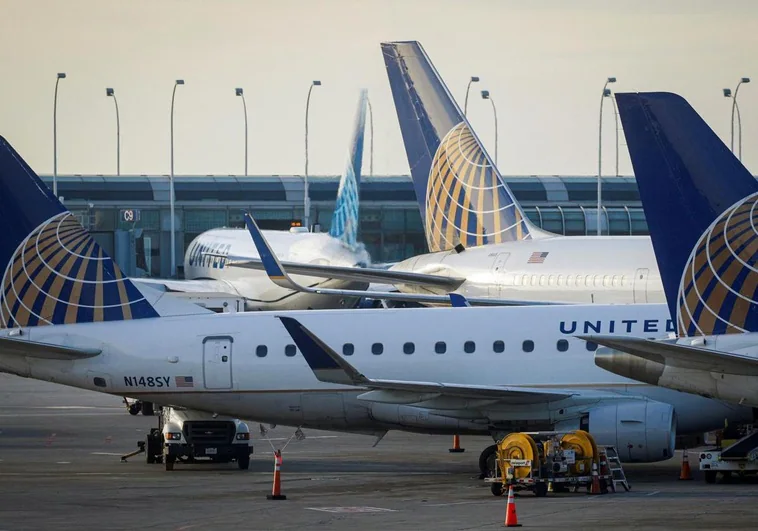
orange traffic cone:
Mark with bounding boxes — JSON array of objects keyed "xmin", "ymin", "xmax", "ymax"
[
  {"xmin": 598, "ymin": 450, "xmax": 614, "ymax": 493},
  {"xmin": 449, "ymin": 434, "xmax": 465, "ymax": 453},
  {"xmin": 266, "ymin": 449, "xmax": 287, "ymax": 500},
  {"xmin": 589, "ymin": 461, "xmax": 601, "ymax": 495},
  {"xmin": 679, "ymin": 448, "xmax": 693, "ymax": 481},
  {"xmin": 504, "ymin": 485, "xmax": 521, "ymax": 527}
]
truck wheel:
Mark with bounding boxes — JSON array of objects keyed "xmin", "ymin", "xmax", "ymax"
[
  {"xmin": 478, "ymin": 444, "xmax": 498, "ymax": 479},
  {"xmin": 141, "ymin": 402, "xmax": 154, "ymax": 416},
  {"xmin": 534, "ymin": 482, "xmax": 548, "ymax": 497},
  {"xmin": 704, "ymin": 470, "xmax": 717, "ymax": 484},
  {"xmin": 146, "ymin": 449, "xmax": 155, "ymax": 464},
  {"xmin": 490, "ymin": 482, "xmax": 504, "ymax": 497},
  {"xmin": 238, "ymin": 453, "xmax": 250, "ymax": 470},
  {"xmin": 165, "ymin": 455, "xmax": 175, "ymax": 471}
]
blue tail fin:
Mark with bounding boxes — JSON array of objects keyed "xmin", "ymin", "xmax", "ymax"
[
  {"xmin": 328, "ymin": 89, "xmax": 367, "ymax": 249},
  {"xmin": 381, "ymin": 41, "xmax": 532, "ymax": 252},
  {"xmin": 0, "ymin": 136, "xmax": 159, "ymax": 328},
  {"xmin": 616, "ymin": 92, "xmax": 758, "ymax": 336}
]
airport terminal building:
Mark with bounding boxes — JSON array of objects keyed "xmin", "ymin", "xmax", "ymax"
[{"xmin": 43, "ymin": 174, "xmax": 651, "ymax": 279}]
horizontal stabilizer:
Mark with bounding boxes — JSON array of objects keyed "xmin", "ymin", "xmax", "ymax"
[
  {"xmin": 279, "ymin": 315, "xmax": 574, "ymax": 404},
  {"xmin": 584, "ymin": 335, "xmax": 758, "ymax": 376},
  {"xmin": 0, "ymin": 336, "xmax": 101, "ymax": 360}
]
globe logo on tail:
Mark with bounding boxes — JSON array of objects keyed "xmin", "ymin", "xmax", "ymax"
[
  {"xmin": 426, "ymin": 122, "xmax": 530, "ymax": 252},
  {"xmin": 678, "ymin": 192, "xmax": 758, "ymax": 336},
  {"xmin": 1, "ymin": 213, "xmax": 158, "ymax": 328}
]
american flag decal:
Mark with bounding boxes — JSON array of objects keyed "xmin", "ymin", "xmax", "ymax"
[
  {"xmin": 527, "ymin": 252, "xmax": 549, "ymax": 264},
  {"xmin": 175, "ymin": 376, "xmax": 194, "ymax": 388}
]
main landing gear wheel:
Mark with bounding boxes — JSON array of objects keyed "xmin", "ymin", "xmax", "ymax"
[
  {"xmin": 141, "ymin": 401, "xmax": 155, "ymax": 416},
  {"xmin": 479, "ymin": 444, "xmax": 498, "ymax": 479}
]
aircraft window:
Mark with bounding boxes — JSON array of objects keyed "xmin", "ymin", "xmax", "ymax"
[
  {"xmin": 575, "ymin": 275, "xmax": 582, "ymax": 286},
  {"xmin": 621, "ymin": 275, "xmax": 628, "ymax": 287},
  {"xmin": 557, "ymin": 274, "xmax": 564, "ymax": 286},
  {"xmin": 513, "ymin": 275, "xmax": 521, "ymax": 286},
  {"xmin": 612, "ymin": 275, "xmax": 620, "ymax": 287},
  {"xmin": 493, "ymin": 340, "xmax": 505, "ymax": 353},
  {"xmin": 585, "ymin": 341, "xmax": 598, "ymax": 352},
  {"xmin": 549, "ymin": 275, "xmax": 556, "ymax": 286},
  {"xmin": 403, "ymin": 342, "xmax": 415, "ymax": 355},
  {"xmin": 435, "ymin": 341, "xmax": 447, "ymax": 354},
  {"xmin": 585, "ymin": 276, "xmax": 593, "ymax": 287},
  {"xmin": 343, "ymin": 343, "xmax": 354, "ymax": 356},
  {"xmin": 594, "ymin": 275, "xmax": 603, "ymax": 288},
  {"xmin": 539, "ymin": 275, "xmax": 547, "ymax": 287},
  {"xmin": 285, "ymin": 344, "xmax": 297, "ymax": 357},
  {"xmin": 522, "ymin": 275, "xmax": 528, "ymax": 286},
  {"xmin": 522, "ymin": 340, "xmax": 534, "ymax": 353},
  {"xmin": 602, "ymin": 275, "xmax": 611, "ymax": 287},
  {"xmin": 464, "ymin": 341, "xmax": 475, "ymax": 354},
  {"xmin": 556, "ymin": 339, "xmax": 569, "ymax": 352},
  {"xmin": 94, "ymin": 377, "xmax": 107, "ymax": 388},
  {"xmin": 372, "ymin": 343, "xmax": 384, "ymax": 355},
  {"xmin": 256, "ymin": 345, "xmax": 268, "ymax": 358},
  {"xmin": 531, "ymin": 274, "xmax": 538, "ymax": 286}
]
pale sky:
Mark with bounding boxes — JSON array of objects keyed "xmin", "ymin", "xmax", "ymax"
[{"xmin": 1, "ymin": 0, "xmax": 756, "ymax": 178}]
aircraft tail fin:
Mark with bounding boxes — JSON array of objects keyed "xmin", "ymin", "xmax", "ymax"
[
  {"xmin": 328, "ymin": 89, "xmax": 367, "ymax": 249},
  {"xmin": 616, "ymin": 92, "xmax": 758, "ymax": 336},
  {"xmin": 381, "ymin": 41, "xmax": 533, "ymax": 252},
  {"xmin": 0, "ymin": 136, "xmax": 160, "ymax": 328}
]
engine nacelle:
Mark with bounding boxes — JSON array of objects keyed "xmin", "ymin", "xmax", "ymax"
[{"xmin": 586, "ymin": 400, "xmax": 676, "ymax": 462}]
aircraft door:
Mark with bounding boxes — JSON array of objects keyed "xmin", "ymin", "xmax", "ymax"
[
  {"xmin": 633, "ymin": 268, "xmax": 649, "ymax": 303},
  {"xmin": 489, "ymin": 253, "xmax": 511, "ymax": 297},
  {"xmin": 202, "ymin": 336, "xmax": 233, "ymax": 389}
]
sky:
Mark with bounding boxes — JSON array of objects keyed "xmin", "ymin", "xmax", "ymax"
[{"xmin": 1, "ymin": 0, "xmax": 756, "ymax": 178}]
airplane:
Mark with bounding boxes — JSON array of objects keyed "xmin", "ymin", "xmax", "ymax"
[
  {"xmin": 0, "ymin": 133, "xmax": 750, "ymax": 478},
  {"xmin": 580, "ymin": 91, "xmax": 758, "ymax": 408},
  {"xmin": 132, "ymin": 90, "xmax": 460, "ymax": 311},
  {"xmin": 227, "ymin": 41, "xmax": 666, "ymax": 307}
]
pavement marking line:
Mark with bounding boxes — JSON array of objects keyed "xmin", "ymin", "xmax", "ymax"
[
  {"xmin": 56, "ymin": 461, "xmax": 71, "ymax": 464},
  {"xmin": 306, "ymin": 507, "xmax": 397, "ymax": 514},
  {"xmin": 426, "ymin": 500, "xmax": 493, "ymax": 507},
  {"xmin": 646, "ymin": 490, "xmax": 661, "ymax": 496},
  {"xmin": 91, "ymin": 452, "xmax": 123, "ymax": 456}
]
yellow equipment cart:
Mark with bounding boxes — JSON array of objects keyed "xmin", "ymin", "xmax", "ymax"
[{"xmin": 486, "ymin": 430, "xmax": 612, "ymax": 497}]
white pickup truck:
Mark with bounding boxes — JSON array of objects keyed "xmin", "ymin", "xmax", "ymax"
[{"xmin": 144, "ymin": 407, "xmax": 252, "ymax": 471}]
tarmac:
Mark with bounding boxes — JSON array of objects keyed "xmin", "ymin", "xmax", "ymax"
[{"xmin": 2, "ymin": 373, "xmax": 758, "ymax": 530}]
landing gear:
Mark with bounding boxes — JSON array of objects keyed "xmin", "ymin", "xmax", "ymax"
[
  {"xmin": 479, "ymin": 444, "xmax": 498, "ymax": 479},
  {"xmin": 141, "ymin": 401, "xmax": 155, "ymax": 416}
]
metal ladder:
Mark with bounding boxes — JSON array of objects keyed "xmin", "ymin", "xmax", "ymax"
[{"xmin": 601, "ymin": 446, "xmax": 630, "ymax": 492}]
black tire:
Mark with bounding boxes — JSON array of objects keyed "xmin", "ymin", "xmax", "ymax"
[
  {"xmin": 128, "ymin": 403, "xmax": 141, "ymax": 416},
  {"xmin": 237, "ymin": 453, "xmax": 250, "ymax": 470},
  {"xmin": 534, "ymin": 482, "xmax": 548, "ymax": 497},
  {"xmin": 490, "ymin": 482, "xmax": 504, "ymax": 497},
  {"xmin": 479, "ymin": 444, "xmax": 498, "ymax": 479},
  {"xmin": 141, "ymin": 401, "xmax": 154, "ymax": 416},
  {"xmin": 145, "ymin": 431, "xmax": 161, "ymax": 465},
  {"xmin": 165, "ymin": 455, "xmax": 175, "ymax": 471},
  {"xmin": 704, "ymin": 470, "xmax": 717, "ymax": 484},
  {"xmin": 146, "ymin": 448, "xmax": 155, "ymax": 464}
]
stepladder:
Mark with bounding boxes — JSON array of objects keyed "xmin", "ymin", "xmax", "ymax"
[{"xmin": 600, "ymin": 446, "xmax": 630, "ymax": 492}]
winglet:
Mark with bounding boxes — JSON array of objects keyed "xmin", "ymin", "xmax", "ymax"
[
  {"xmin": 243, "ymin": 212, "xmax": 303, "ymax": 291},
  {"xmin": 449, "ymin": 293, "xmax": 471, "ymax": 307},
  {"xmin": 277, "ymin": 316, "xmax": 369, "ymax": 386}
]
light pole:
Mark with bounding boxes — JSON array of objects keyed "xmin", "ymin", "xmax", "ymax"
[
  {"xmin": 304, "ymin": 80, "xmax": 321, "ymax": 230},
  {"xmin": 481, "ymin": 90, "xmax": 498, "ymax": 166},
  {"xmin": 367, "ymin": 95, "xmax": 374, "ymax": 176},
  {"xmin": 236, "ymin": 88, "xmax": 248, "ymax": 176},
  {"xmin": 53, "ymin": 72, "xmax": 66, "ymax": 197},
  {"xmin": 724, "ymin": 78, "xmax": 750, "ymax": 160},
  {"xmin": 597, "ymin": 76, "xmax": 616, "ymax": 236},
  {"xmin": 463, "ymin": 76, "xmax": 480, "ymax": 116},
  {"xmin": 170, "ymin": 79, "xmax": 184, "ymax": 278},
  {"xmin": 106, "ymin": 88, "xmax": 120, "ymax": 176}
]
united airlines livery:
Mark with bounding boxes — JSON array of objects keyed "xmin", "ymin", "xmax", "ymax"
[{"xmin": 586, "ymin": 92, "xmax": 758, "ymax": 408}]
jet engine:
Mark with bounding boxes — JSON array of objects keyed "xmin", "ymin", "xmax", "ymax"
[{"xmin": 584, "ymin": 400, "xmax": 676, "ymax": 462}]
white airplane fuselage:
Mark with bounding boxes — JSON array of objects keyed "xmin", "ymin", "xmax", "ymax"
[
  {"xmin": 391, "ymin": 235, "xmax": 665, "ymax": 304},
  {"xmin": 1, "ymin": 304, "xmax": 749, "ymax": 461},
  {"xmin": 183, "ymin": 228, "xmax": 370, "ymax": 311}
]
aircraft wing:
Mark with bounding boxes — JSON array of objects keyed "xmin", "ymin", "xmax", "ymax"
[
  {"xmin": 584, "ymin": 335, "xmax": 758, "ymax": 376},
  {"xmin": 278, "ymin": 316, "xmax": 574, "ymax": 405},
  {"xmin": 0, "ymin": 336, "xmax": 101, "ymax": 360},
  {"xmin": 134, "ymin": 278, "xmax": 242, "ymax": 295},
  {"xmin": 242, "ymin": 212, "xmax": 566, "ymax": 307},
  {"xmin": 227, "ymin": 258, "xmax": 465, "ymax": 290}
]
